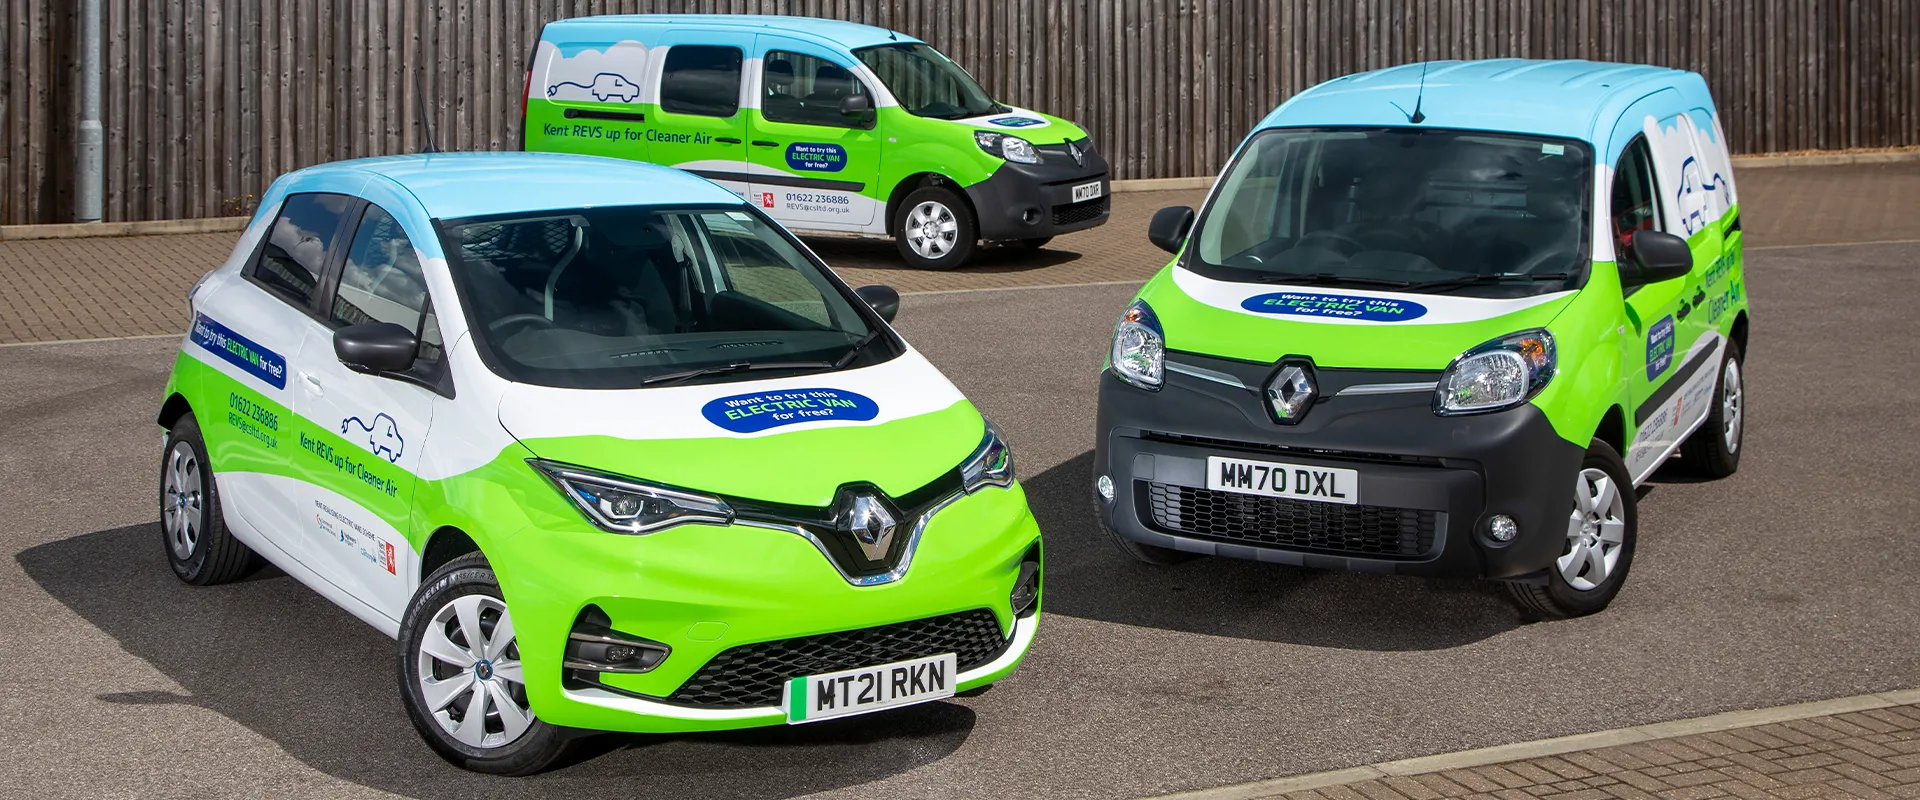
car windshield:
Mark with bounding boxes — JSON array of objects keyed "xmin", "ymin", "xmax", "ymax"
[
  {"xmin": 442, "ymin": 205, "xmax": 895, "ymax": 390},
  {"xmin": 854, "ymin": 43, "xmax": 1005, "ymax": 120},
  {"xmin": 1189, "ymin": 128, "xmax": 1594, "ymax": 298}
]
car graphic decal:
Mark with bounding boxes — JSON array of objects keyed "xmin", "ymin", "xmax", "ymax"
[
  {"xmin": 702, "ymin": 388, "xmax": 880, "ymax": 434},
  {"xmin": 341, "ymin": 412, "xmax": 405, "ymax": 463}
]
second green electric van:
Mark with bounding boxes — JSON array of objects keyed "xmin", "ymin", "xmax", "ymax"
[{"xmin": 523, "ymin": 14, "xmax": 1111, "ymax": 270}]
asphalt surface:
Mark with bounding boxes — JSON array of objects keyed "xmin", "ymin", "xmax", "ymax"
[{"xmin": 4, "ymin": 241, "xmax": 1920, "ymax": 799}]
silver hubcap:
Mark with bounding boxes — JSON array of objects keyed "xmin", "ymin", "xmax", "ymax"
[
  {"xmin": 1721, "ymin": 359, "xmax": 1743, "ymax": 454},
  {"xmin": 1560, "ymin": 468, "xmax": 1627, "ymax": 592},
  {"xmin": 162, "ymin": 442, "xmax": 203, "ymax": 560},
  {"xmin": 415, "ymin": 594, "xmax": 534, "ymax": 749},
  {"xmin": 904, "ymin": 200, "xmax": 959, "ymax": 259}
]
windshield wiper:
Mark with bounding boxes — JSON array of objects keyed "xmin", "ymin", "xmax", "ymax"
[
  {"xmin": 832, "ymin": 330, "xmax": 882, "ymax": 370},
  {"xmin": 1400, "ymin": 272, "xmax": 1576, "ymax": 293},
  {"xmin": 638, "ymin": 360, "xmax": 834, "ymax": 387},
  {"xmin": 1248, "ymin": 272, "xmax": 1415, "ymax": 289}
]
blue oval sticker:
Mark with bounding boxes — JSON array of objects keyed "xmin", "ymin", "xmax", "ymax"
[
  {"xmin": 1240, "ymin": 291, "xmax": 1428, "ymax": 322},
  {"xmin": 785, "ymin": 142, "xmax": 848, "ymax": 173},
  {"xmin": 701, "ymin": 387, "xmax": 879, "ymax": 434}
]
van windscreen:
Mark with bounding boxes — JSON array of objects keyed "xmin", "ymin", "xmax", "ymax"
[
  {"xmin": 855, "ymin": 43, "xmax": 1005, "ymax": 120},
  {"xmin": 1189, "ymin": 128, "xmax": 1594, "ymax": 298}
]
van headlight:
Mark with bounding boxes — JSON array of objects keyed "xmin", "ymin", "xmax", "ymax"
[
  {"xmin": 529, "ymin": 460, "xmax": 733, "ymax": 534},
  {"xmin": 1434, "ymin": 329, "xmax": 1557, "ymax": 416},
  {"xmin": 1109, "ymin": 300, "xmax": 1164, "ymax": 390},
  {"xmin": 972, "ymin": 131, "xmax": 1042, "ymax": 164},
  {"xmin": 960, "ymin": 421, "xmax": 1015, "ymax": 492}
]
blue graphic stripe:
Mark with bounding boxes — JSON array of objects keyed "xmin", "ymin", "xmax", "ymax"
[{"xmin": 190, "ymin": 314, "xmax": 288, "ymax": 390}]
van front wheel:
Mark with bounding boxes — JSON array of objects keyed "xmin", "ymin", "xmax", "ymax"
[
  {"xmin": 1503, "ymin": 440, "xmax": 1637, "ymax": 620},
  {"xmin": 894, "ymin": 186, "xmax": 977, "ymax": 270}
]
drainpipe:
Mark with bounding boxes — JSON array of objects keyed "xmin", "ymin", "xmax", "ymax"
[{"xmin": 77, "ymin": 0, "xmax": 103, "ymax": 222}]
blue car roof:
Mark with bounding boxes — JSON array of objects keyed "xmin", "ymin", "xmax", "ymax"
[
  {"xmin": 1260, "ymin": 59, "xmax": 1698, "ymax": 143},
  {"xmin": 545, "ymin": 14, "xmax": 919, "ymax": 50},
  {"xmin": 290, "ymin": 152, "xmax": 747, "ymax": 219}
]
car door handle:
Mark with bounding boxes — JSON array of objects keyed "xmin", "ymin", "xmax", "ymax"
[
  {"xmin": 714, "ymin": 137, "xmax": 742, "ymax": 144},
  {"xmin": 752, "ymin": 140, "xmax": 779, "ymax": 148},
  {"xmin": 301, "ymin": 373, "xmax": 324, "ymax": 396}
]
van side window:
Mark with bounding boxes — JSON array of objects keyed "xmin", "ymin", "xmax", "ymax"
[
  {"xmin": 246, "ymin": 192, "xmax": 355, "ymax": 310},
  {"xmin": 1611, "ymin": 137, "xmax": 1665, "ymax": 254},
  {"xmin": 660, "ymin": 45, "xmax": 742, "ymax": 117},
  {"xmin": 330, "ymin": 204, "xmax": 441, "ymax": 366},
  {"xmin": 762, "ymin": 50, "xmax": 870, "ymax": 128}
]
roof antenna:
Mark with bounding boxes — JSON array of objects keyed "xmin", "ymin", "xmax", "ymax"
[
  {"xmin": 1391, "ymin": 61, "xmax": 1430, "ymax": 124},
  {"xmin": 414, "ymin": 70, "xmax": 441, "ymax": 154}
]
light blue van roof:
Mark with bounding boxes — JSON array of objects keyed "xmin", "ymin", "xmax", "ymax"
[
  {"xmin": 292, "ymin": 152, "xmax": 745, "ymax": 219},
  {"xmin": 544, "ymin": 14, "xmax": 919, "ymax": 50},
  {"xmin": 1259, "ymin": 59, "xmax": 1704, "ymax": 144}
]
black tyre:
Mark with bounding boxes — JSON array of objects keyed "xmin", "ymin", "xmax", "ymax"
[
  {"xmin": 1677, "ymin": 340, "xmax": 1744, "ymax": 478},
  {"xmin": 398, "ymin": 552, "xmax": 574, "ymax": 775},
  {"xmin": 893, "ymin": 185, "xmax": 977, "ymax": 270},
  {"xmin": 1504, "ymin": 440, "xmax": 1637, "ymax": 619},
  {"xmin": 1093, "ymin": 469, "xmax": 1195, "ymax": 565},
  {"xmin": 160, "ymin": 414, "xmax": 263, "ymax": 585},
  {"xmin": 1017, "ymin": 237, "xmax": 1054, "ymax": 250}
]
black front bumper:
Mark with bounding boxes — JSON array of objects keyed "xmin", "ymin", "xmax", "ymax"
[
  {"xmin": 1093, "ymin": 353, "xmax": 1585, "ymax": 579},
  {"xmin": 964, "ymin": 138, "xmax": 1111, "ymax": 241}
]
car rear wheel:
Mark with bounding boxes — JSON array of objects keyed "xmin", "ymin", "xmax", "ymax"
[
  {"xmin": 894, "ymin": 186, "xmax": 977, "ymax": 270},
  {"xmin": 1678, "ymin": 340, "xmax": 1744, "ymax": 478},
  {"xmin": 160, "ymin": 414, "xmax": 262, "ymax": 585},
  {"xmin": 1504, "ymin": 440, "xmax": 1637, "ymax": 619},
  {"xmin": 399, "ymin": 552, "xmax": 574, "ymax": 775}
]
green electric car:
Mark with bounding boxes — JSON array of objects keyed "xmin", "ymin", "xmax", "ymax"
[
  {"xmin": 521, "ymin": 14, "xmax": 1111, "ymax": 270},
  {"xmin": 1094, "ymin": 60, "xmax": 1750, "ymax": 618}
]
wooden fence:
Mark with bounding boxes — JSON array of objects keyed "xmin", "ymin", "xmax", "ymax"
[{"xmin": 4, "ymin": 0, "xmax": 1917, "ymax": 225}]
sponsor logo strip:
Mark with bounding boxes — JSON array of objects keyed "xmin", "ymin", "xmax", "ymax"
[
  {"xmin": 190, "ymin": 313, "xmax": 288, "ymax": 389},
  {"xmin": 1240, "ymin": 291, "xmax": 1429, "ymax": 322},
  {"xmin": 701, "ymin": 387, "xmax": 879, "ymax": 434}
]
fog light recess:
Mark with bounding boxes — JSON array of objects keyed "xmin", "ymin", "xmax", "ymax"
[
  {"xmin": 1096, "ymin": 474, "xmax": 1114, "ymax": 502},
  {"xmin": 1486, "ymin": 514, "xmax": 1519, "ymax": 543}
]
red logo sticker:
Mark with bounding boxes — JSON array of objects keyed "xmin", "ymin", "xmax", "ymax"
[
  {"xmin": 383, "ymin": 542, "xmax": 397, "ymax": 574},
  {"xmin": 760, "ymin": 192, "xmax": 776, "ymax": 208}
]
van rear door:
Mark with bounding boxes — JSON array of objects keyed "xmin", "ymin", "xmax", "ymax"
[
  {"xmin": 524, "ymin": 31, "xmax": 654, "ymax": 161},
  {"xmin": 648, "ymin": 31, "xmax": 753, "ymax": 199}
]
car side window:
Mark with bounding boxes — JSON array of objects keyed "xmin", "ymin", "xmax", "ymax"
[
  {"xmin": 762, "ymin": 50, "xmax": 870, "ymax": 128},
  {"xmin": 1611, "ymin": 137, "xmax": 1665, "ymax": 253},
  {"xmin": 660, "ymin": 45, "xmax": 742, "ymax": 117},
  {"xmin": 331, "ymin": 204, "xmax": 443, "ymax": 367},
  {"xmin": 246, "ymin": 192, "xmax": 355, "ymax": 310}
]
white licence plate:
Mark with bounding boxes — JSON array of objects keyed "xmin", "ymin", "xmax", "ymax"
[
  {"xmin": 1071, "ymin": 180, "xmax": 1104, "ymax": 202},
  {"xmin": 1206, "ymin": 455, "xmax": 1359, "ymax": 505},
  {"xmin": 783, "ymin": 652, "xmax": 957, "ymax": 724}
]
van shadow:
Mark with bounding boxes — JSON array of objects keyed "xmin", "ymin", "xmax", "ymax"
[
  {"xmin": 18, "ymin": 525, "xmax": 973, "ymax": 797},
  {"xmin": 805, "ymin": 237, "xmax": 1083, "ymax": 273},
  {"xmin": 1029, "ymin": 452, "xmax": 1526, "ymax": 650}
]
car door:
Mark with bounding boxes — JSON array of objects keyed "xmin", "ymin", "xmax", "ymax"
[
  {"xmin": 197, "ymin": 192, "xmax": 358, "ymax": 560},
  {"xmin": 648, "ymin": 33, "xmax": 752, "ymax": 197},
  {"xmin": 746, "ymin": 38, "xmax": 883, "ymax": 230},
  {"xmin": 290, "ymin": 200, "xmax": 445, "ymax": 619}
]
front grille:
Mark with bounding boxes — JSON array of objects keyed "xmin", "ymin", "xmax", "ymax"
[
  {"xmin": 1144, "ymin": 482, "xmax": 1436, "ymax": 558},
  {"xmin": 666, "ymin": 610, "xmax": 1009, "ymax": 708},
  {"xmin": 1052, "ymin": 195, "xmax": 1109, "ymax": 226},
  {"xmin": 1142, "ymin": 431, "xmax": 1447, "ymax": 468}
]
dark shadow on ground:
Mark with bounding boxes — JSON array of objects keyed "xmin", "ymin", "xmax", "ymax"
[
  {"xmin": 805, "ymin": 237, "xmax": 1084, "ymax": 273},
  {"xmin": 19, "ymin": 525, "xmax": 973, "ymax": 798},
  {"xmin": 1027, "ymin": 451, "xmax": 1527, "ymax": 650}
]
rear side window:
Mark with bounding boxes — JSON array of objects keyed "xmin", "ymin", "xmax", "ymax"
[
  {"xmin": 660, "ymin": 45, "xmax": 742, "ymax": 117},
  {"xmin": 248, "ymin": 192, "xmax": 355, "ymax": 309}
]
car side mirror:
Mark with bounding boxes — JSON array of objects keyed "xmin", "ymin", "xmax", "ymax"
[
  {"xmin": 334, "ymin": 322, "xmax": 418, "ymax": 374},
  {"xmin": 1148, "ymin": 206, "xmax": 1196, "ymax": 254},
  {"xmin": 839, "ymin": 94, "xmax": 873, "ymax": 117},
  {"xmin": 1623, "ymin": 229, "xmax": 1694, "ymax": 287},
  {"xmin": 854, "ymin": 284, "xmax": 900, "ymax": 323}
]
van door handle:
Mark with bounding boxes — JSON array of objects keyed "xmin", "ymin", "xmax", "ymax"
[
  {"xmin": 752, "ymin": 140, "xmax": 779, "ymax": 148},
  {"xmin": 714, "ymin": 137, "xmax": 742, "ymax": 144},
  {"xmin": 1675, "ymin": 302, "xmax": 1693, "ymax": 321},
  {"xmin": 301, "ymin": 373, "xmax": 324, "ymax": 396},
  {"xmin": 1692, "ymin": 289, "xmax": 1708, "ymax": 306}
]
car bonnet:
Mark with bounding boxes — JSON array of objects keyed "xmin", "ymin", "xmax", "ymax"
[{"xmin": 494, "ymin": 349, "xmax": 985, "ymax": 507}]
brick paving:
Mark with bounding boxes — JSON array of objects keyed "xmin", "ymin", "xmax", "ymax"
[
  {"xmin": 1264, "ymin": 704, "xmax": 1920, "ymax": 800},
  {"xmin": 1, "ymin": 162, "xmax": 1916, "ymax": 345}
]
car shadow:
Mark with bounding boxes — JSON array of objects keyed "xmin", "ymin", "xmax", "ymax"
[
  {"xmin": 18, "ymin": 525, "xmax": 973, "ymax": 796},
  {"xmin": 1027, "ymin": 451, "xmax": 1528, "ymax": 650},
  {"xmin": 805, "ymin": 237, "xmax": 1084, "ymax": 273}
]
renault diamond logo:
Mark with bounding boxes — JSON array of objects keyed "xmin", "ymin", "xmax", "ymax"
[
  {"xmin": 1067, "ymin": 141, "xmax": 1083, "ymax": 166},
  {"xmin": 838, "ymin": 493, "xmax": 898, "ymax": 561},
  {"xmin": 1265, "ymin": 363, "xmax": 1317, "ymax": 423}
]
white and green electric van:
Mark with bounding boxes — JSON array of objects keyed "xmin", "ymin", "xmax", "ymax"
[{"xmin": 522, "ymin": 14, "xmax": 1111, "ymax": 270}]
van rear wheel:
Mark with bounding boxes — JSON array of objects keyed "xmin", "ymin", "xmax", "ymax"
[
  {"xmin": 894, "ymin": 186, "xmax": 977, "ymax": 270},
  {"xmin": 1504, "ymin": 440, "xmax": 1637, "ymax": 619},
  {"xmin": 1677, "ymin": 340, "xmax": 1744, "ymax": 478}
]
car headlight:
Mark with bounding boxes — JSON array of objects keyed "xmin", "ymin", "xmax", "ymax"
[
  {"xmin": 529, "ymin": 459, "xmax": 733, "ymax": 534},
  {"xmin": 972, "ymin": 131, "xmax": 1042, "ymax": 164},
  {"xmin": 1109, "ymin": 300, "xmax": 1165, "ymax": 390},
  {"xmin": 1434, "ymin": 329, "xmax": 1557, "ymax": 416},
  {"xmin": 960, "ymin": 421, "xmax": 1015, "ymax": 492}
]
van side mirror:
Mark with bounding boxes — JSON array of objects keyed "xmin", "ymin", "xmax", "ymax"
[
  {"xmin": 1148, "ymin": 206, "xmax": 1196, "ymax": 254},
  {"xmin": 839, "ymin": 94, "xmax": 873, "ymax": 117},
  {"xmin": 334, "ymin": 322, "xmax": 419, "ymax": 374},
  {"xmin": 1623, "ymin": 229, "xmax": 1694, "ymax": 287},
  {"xmin": 854, "ymin": 284, "xmax": 900, "ymax": 322}
]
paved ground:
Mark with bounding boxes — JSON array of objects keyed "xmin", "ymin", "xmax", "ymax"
[
  {"xmin": 3, "ymin": 162, "xmax": 1919, "ymax": 344},
  {"xmin": 3, "ymin": 215, "xmax": 1920, "ymax": 797}
]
